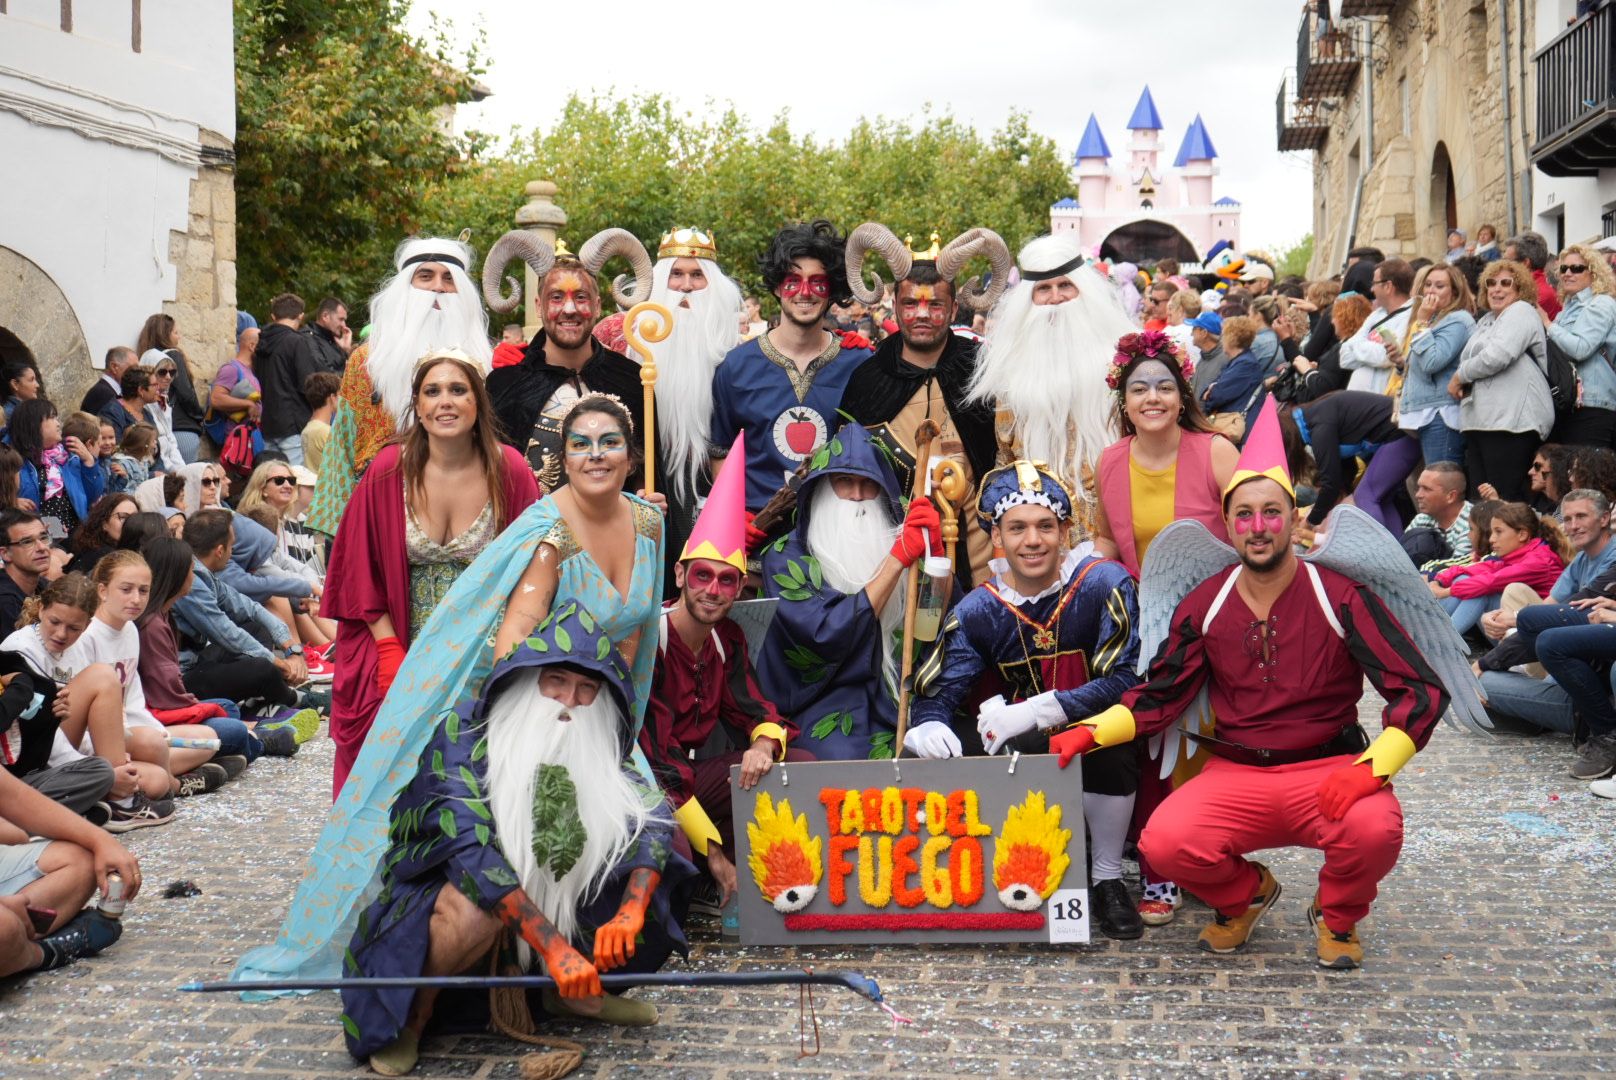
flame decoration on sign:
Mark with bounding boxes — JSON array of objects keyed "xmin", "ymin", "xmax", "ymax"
[
  {"xmin": 992, "ymin": 791, "xmax": 1071, "ymax": 912},
  {"xmin": 748, "ymin": 793, "xmax": 823, "ymax": 913}
]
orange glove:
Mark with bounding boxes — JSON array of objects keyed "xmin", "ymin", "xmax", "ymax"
[
  {"xmin": 594, "ymin": 868, "xmax": 659, "ymax": 971},
  {"xmin": 890, "ymin": 497, "xmax": 943, "ymax": 567},
  {"xmin": 1049, "ymin": 725, "xmax": 1097, "ymax": 769},
  {"xmin": 1316, "ymin": 761, "xmax": 1384, "ymax": 821},
  {"xmin": 375, "ymin": 636, "xmax": 405, "ymax": 695},
  {"xmin": 494, "ymin": 891, "xmax": 601, "ymax": 998}
]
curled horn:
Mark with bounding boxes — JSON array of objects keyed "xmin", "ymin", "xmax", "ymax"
[
  {"xmin": 481, "ymin": 231, "xmax": 556, "ymax": 314},
  {"xmin": 938, "ymin": 228, "xmax": 1014, "ymax": 314},
  {"xmin": 845, "ymin": 222, "xmax": 911, "ymax": 306},
  {"xmin": 579, "ymin": 228, "xmax": 653, "ymax": 309}
]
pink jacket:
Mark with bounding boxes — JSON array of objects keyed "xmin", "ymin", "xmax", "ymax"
[{"xmin": 1435, "ymin": 538, "xmax": 1564, "ymax": 599}]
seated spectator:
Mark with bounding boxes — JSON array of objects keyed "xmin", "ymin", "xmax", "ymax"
[
  {"xmin": 1398, "ymin": 263, "xmax": 1475, "ymax": 466},
  {"xmin": 300, "ymin": 372, "xmax": 340, "ymax": 477},
  {"xmin": 0, "ymin": 762, "xmax": 136, "ymax": 977},
  {"xmin": 63, "ymin": 414, "xmax": 110, "ymax": 496},
  {"xmin": 1541, "ymin": 243, "xmax": 1616, "ymax": 448},
  {"xmin": 135, "ymin": 537, "xmax": 315, "ymax": 763},
  {"xmin": 0, "ymin": 447, "xmax": 23, "ymax": 513},
  {"xmin": 173, "ymin": 510, "xmax": 307, "ymax": 716},
  {"xmin": 1444, "ymin": 229, "xmax": 1467, "ymax": 263},
  {"xmin": 11, "ymin": 399, "xmax": 105, "ymax": 536},
  {"xmin": 113, "ymin": 511, "xmax": 172, "ymax": 555},
  {"xmin": 64, "ymin": 494, "xmax": 138, "ymax": 577},
  {"xmin": 1483, "ymin": 443, "xmax": 1573, "ymax": 517},
  {"xmin": 1402, "ymin": 462, "xmax": 1473, "ymax": 574},
  {"xmin": 1457, "ymin": 260, "xmax": 1553, "ymax": 502},
  {"xmin": 1478, "ymin": 490, "xmax": 1616, "ymax": 651},
  {"xmin": 2, "ymin": 574, "xmax": 173, "ymax": 831},
  {"xmin": 1570, "ymin": 446, "xmax": 1616, "ymax": 507},
  {"xmin": 80, "ymin": 347, "xmax": 135, "ymax": 418},
  {"xmin": 756, "ymin": 424, "xmax": 938, "ymax": 760},
  {"xmin": 236, "ymin": 461, "xmax": 322, "ymax": 591},
  {"xmin": 107, "ymin": 423, "xmax": 157, "ymax": 494},
  {"xmin": 0, "ymin": 509, "xmax": 51, "ymax": 632},
  {"xmin": 97, "ymin": 368, "xmax": 156, "ymax": 443},
  {"xmin": 1431, "ymin": 501, "xmax": 1567, "ymax": 634}
]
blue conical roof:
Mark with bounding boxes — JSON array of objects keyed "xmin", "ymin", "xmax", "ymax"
[
  {"xmin": 1074, "ymin": 114, "xmax": 1111, "ymax": 160},
  {"xmin": 1173, "ymin": 114, "xmax": 1219, "ymax": 166},
  {"xmin": 1126, "ymin": 86, "xmax": 1163, "ymax": 131}
]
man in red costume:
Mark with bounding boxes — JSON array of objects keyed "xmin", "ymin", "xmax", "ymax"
[{"xmin": 1052, "ymin": 401, "xmax": 1448, "ymax": 969}]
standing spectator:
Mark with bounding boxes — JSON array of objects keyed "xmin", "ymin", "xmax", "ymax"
[
  {"xmin": 1187, "ymin": 312, "xmax": 1226, "ymax": 395},
  {"xmin": 96, "ymin": 368, "xmax": 156, "ymax": 442},
  {"xmin": 304, "ymin": 298, "xmax": 351, "ymax": 375},
  {"xmin": 0, "ymin": 510, "xmax": 52, "ymax": 632},
  {"xmin": 1473, "ymin": 224, "xmax": 1500, "ymax": 262},
  {"xmin": 299, "ymin": 372, "xmax": 340, "ymax": 477},
  {"xmin": 1141, "ymin": 279, "xmax": 1178, "ymax": 331},
  {"xmin": 1503, "ymin": 232, "xmax": 1562, "ymax": 319},
  {"xmin": 1402, "ymin": 462, "xmax": 1473, "ymax": 573},
  {"xmin": 1541, "ymin": 243, "xmax": 1616, "ymax": 448},
  {"xmin": 1444, "ymin": 229, "xmax": 1468, "ymax": 263},
  {"xmin": 2, "ymin": 359, "xmax": 43, "ymax": 423},
  {"xmin": 11, "ymin": 401, "xmax": 104, "ymax": 537},
  {"xmin": 206, "ymin": 328, "xmax": 262, "ymax": 453},
  {"xmin": 1455, "ymin": 260, "xmax": 1554, "ymax": 501},
  {"xmin": 134, "ymin": 314, "xmax": 205, "ymax": 462},
  {"xmin": 742, "ymin": 296, "xmax": 767, "ymax": 340},
  {"xmin": 1399, "ymin": 263, "xmax": 1476, "ymax": 466},
  {"xmin": 80, "ymin": 348, "xmax": 136, "ymax": 418},
  {"xmin": 254, "ymin": 293, "xmax": 320, "ymax": 465},
  {"xmin": 1341, "ymin": 258, "xmax": 1414, "ymax": 393},
  {"xmin": 1238, "ymin": 261, "xmax": 1275, "ymax": 296},
  {"xmin": 1288, "ymin": 390, "xmax": 1420, "ymax": 534}
]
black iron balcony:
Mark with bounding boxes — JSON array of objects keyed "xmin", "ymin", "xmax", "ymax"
[
  {"xmin": 1296, "ymin": 6, "xmax": 1360, "ymax": 99},
  {"xmin": 1339, "ymin": 0, "xmax": 1399, "ymax": 16},
  {"xmin": 1532, "ymin": 5, "xmax": 1616, "ymax": 177},
  {"xmin": 1277, "ymin": 74, "xmax": 1329, "ymax": 152}
]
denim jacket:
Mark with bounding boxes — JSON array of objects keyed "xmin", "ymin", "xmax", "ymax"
[
  {"xmin": 1547, "ymin": 288, "xmax": 1616, "ymax": 411},
  {"xmin": 1400, "ymin": 310, "xmax": 1475, "ymax": 413}
]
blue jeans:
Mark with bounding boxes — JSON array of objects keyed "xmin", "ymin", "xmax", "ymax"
[
  {"xmin": 262, "ymin": 434, "xmax": 303, "ymax": 466},
  {"xmin": 175, "ymin": 430, "xmax": 202, "ymax": 464},
  {"xmin": 1478, "ymin": 671, "xmax": 1577, "ymax": 734},
  {"xmin": 1516, "ymin": 603, "xmax": 1591, "ymax": 642},
  {"xmin": 1534, "ymin": 624, "xmax": 1616, "ymax": 736},
  {"xmin": 1415, "ymin": 418, "xmax": 1465, "ymax": 468},
  {"xmin": 1443, "ymin": 593, "xmax": 1500, "ymax": 635},
  {"xmin": 199, "ymin": 699, "xmax": 261, "ymax": 763}
]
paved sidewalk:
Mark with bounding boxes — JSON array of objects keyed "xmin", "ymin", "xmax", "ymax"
[{"xmin": 0, "ymin": 696, "xmax": 1612, "ymax": 1078}]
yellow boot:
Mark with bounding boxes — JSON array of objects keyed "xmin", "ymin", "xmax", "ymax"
[
  {"xmin": 1197, "ymin": 862, "xmax": 1282, "ymax": 954},
  {"xmin": 1308, "ymin": 896, "xmax": 1364, "ymax": 970}
]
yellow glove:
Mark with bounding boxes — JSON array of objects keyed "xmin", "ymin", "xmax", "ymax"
[{"xmin": 1080, "ymin": 704, "xmax": 1137, "ymax": 748}]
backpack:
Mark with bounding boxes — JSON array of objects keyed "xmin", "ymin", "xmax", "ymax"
[
  {"xmin": 1538, "ymin": 337, "xmax": 1581, "ymax": 418},
  {"xmin": 219, "ymin": 421, "xmax": 258, "ymax": 477}
]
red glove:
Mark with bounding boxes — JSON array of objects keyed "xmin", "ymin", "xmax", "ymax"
[
  {"xmin": 839, "ymin": 330, "xmax": 873, "ymax": 351},
  {"xmin": 744, "ymin": 510, "xmax": 769, "ymax": 556},
  {"xmin": 1049, "ymin": 725, "xmax": 1097, "ymax": 769},
  {"xmin": 890, "ymin": 498, "xmax": 943, "ymax": 567},
  {"xmin": 1315, "ymin": 761, "xmax": 1384, "ymax": 821},
  {"xmin": 375, "ymin": 636, "xmax": 406, "ymax": 696}
]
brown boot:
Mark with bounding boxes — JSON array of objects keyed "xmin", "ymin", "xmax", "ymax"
[
  {"xmin": 1196, "ymin": 861, "xmax": 1282, "ymax": 954},
  {"xmin": 1308, "ymin": 896, "xmax": 1364, "ymax": 970}
]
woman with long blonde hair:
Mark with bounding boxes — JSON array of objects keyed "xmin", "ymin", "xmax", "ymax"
[
  {"xmin": 1398, "ymin": 262, "xmax": 1476, "ymax": 464},
  {"xmin": 1542, "ymin": 242, "xmax": 1616, "ymax": 447}
]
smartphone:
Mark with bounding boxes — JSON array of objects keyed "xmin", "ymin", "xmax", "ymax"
[{"xmin": 25, "ymin": 906, "xmax": 55, "ymax": 935}]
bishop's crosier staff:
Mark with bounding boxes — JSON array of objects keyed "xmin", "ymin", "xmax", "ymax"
[{"xmin": 622, "ymin": 301, "xmax": 673, "ymax": 494}]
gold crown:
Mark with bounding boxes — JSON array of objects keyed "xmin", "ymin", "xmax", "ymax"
[
  {"xmin": 553, "ymin": 238, "xmax": 573, "ymax": 259},
  {"xmin": 658, "ymin": 226, "xmax": 717, "ymax": 261},
  {"xmin": 906, "ymin": 231, "xmax": 941, "ymax": 262}
]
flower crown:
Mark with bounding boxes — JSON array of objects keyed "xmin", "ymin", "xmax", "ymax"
[{"xmin": 1106, "ymin": 330, "xmax": 1193, "ymax": 392}]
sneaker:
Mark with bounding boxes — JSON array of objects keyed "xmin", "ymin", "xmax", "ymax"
[
  {"xmin": 1092, "ymin": 878, "xmax": 1145, "ymax": 940},
  {"xmin": 1570, "ymin": 733, "xmax": 1616, "ymax": 781},
  {"xmin": 302, "ymin": 655, "xmax": 334, "ymax": 684},
  {"xmin": 175, "ymin": 762, "xmax": 229, "ymax": 797},
  {"xmin": 687, "ymin": 879, "xmax": 723, "ymax": 920},
  {"xmin": 255, "ymin": 723, "xmax": 299, "ymax": 758},
  {"xmin": 104, "ymin": 792, "xmax": 175, "ymax": 833},
  {"xmin": 1591, "ymin": 776, "xmax": 1616, "ymax": 799},
  {"xmin": 304, "ymin": 641, "xmax": 330, "ymax": 664},
  {"xmin": 84, "ymin": 802, "xmax": 111, "ymax": 828},
  {"xmin": 174, "ymin": 771, "xmax": 210, "ymax": 798},
  {"xmin": 295, "ymin": 687, "xmax": 331, "ymax": 715},
  {"xmin": 213, "ymin": 754, "xmax": 249, "ymax": 781},
  {"xmin": 1308, "ymin": 896, "xmax": 1363, "ymax": 970},
  {"xmin": 1197, "ymin": 861, "xmax": 1282, "ymax": 954},
  {"xmin": 33, "ymin": 909, "xmax": 123, "ymax": 970}
]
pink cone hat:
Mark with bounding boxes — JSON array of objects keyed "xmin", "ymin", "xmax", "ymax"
[
  {"xmin": 681, "ymin": 433, "xmax": 748, "ymax": 572},
  {"xmin": 1222, "ymin": 397, "xmax": 1294, "ymax": 505}
]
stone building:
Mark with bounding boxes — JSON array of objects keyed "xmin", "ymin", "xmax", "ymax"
[
  {"xmin": 1529, "ymin": 1, "xmax": 1616, "ymax": 248},
  {"xmin": 1279, "ymin": 0, "xmax": 1539, "ymax": 278},
  {"xmin": 0, "ymin": 1, "xmax": 236, "ymax": 408}
]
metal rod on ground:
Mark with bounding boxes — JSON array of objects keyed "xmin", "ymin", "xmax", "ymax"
[
  {"xmin": 621, "ymin": 301, "xmax": 673, "ymax": 495},
  {"xmin": 893, "ymin": 419, "xmax": 939, "ymax": 755},
  {"xmin": 180, "ymin": 970, "xmax": 887, "ymax": 1003}
]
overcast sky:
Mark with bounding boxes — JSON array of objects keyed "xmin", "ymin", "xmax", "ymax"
[{"xmin": 413, "ymin": 1, "xmax": 1316, "ymax": 254}]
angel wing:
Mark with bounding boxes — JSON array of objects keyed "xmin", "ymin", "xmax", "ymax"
[
  {"xmin": 1136, "ymin": 519, "xmax": 1238, "ymax": 777},
  {"xmin": 1302, "ymin": 504, "xmax": 1492, "ymax": 735},
  {"xmin": 726, "ymin": 598, "xmax": 779, "ymax": 667}
]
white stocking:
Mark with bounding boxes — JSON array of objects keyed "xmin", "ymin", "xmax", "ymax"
[{"xmin": 1083, "ymin": 790, "xmax": 1135, "ymax": 883}]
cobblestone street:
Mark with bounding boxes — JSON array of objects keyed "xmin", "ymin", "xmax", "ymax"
[{"xmin": 1, "ymin": 693, "xmax": 1612, "ymax": 1079}]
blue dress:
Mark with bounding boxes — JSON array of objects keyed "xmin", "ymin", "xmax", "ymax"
[{"xmin": 232, "ymin": 494, "xmax": 665, "ymax": 990}]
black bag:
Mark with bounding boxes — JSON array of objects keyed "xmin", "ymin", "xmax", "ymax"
[
  {"xmin": 1399, "ymin": 526, "xmax": 1450, "ymax": 569},
  {"xmin": 1539, "ymin": 337, "xmax": 1581, "ymax": 418}
]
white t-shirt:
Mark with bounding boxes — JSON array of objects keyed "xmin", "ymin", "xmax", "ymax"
[
  {"xmin": 70, "ymin": 617, "xmax": 162, "ymax": 733},
  {"xmin": 1, "ymin": 624, "xmax": 99, "ymax": 768},
  {"xmin": 0, "ymin": 626, "xmax": 67, "ymax": 767}
]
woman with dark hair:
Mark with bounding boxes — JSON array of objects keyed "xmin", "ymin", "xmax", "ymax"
[
  {"xmin": 135, "ymin": 313, "xmax": 205, "ymax": 462},
  {"xmin": 0, "ymin": 446, "xmax": 23, "ymax": 510},
  {"xmin": 9, "ymin": 398, "xmax": 105, "ymax": 533},
  {"xmin": 1, "ymin": 358, "xmax": 43, "ymax": 422},
  {"xmin": 114, "ymin": 511, "xmax": 171, "ymax": 553},
  {"xmin": 1569, "ymin": 446, "xmax": 1616, "ymax": 506},
  {"xmin": 1481, "ymin": 443, "xmax": 1574, "ymax": 516},
  {"xmin": 323, "ymin": 349, "xmax": 539, "ymax": 793},
  {"xmin": 1432, "ymin": 501, "xmax": 1568, "ymax": 633},
  {"xmin": 65, "ymin": 493, "xmax": 138, "ymax": 575}
]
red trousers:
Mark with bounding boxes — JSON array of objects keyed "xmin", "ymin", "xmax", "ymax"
[{"xmin": 1138, "ymin": 754, "xmax": 1403, "ymax": 933}]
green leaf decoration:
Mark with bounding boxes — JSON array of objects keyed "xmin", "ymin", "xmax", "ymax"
[
  {"xmin": 554, "ymin": 625, "xmax": 573, "ymax": 653},
  {"xmin": 438, "ymin": 807, "xmax": 458, "ymax": 839},
  {"xmin": 805, "ymin": 556, "xmax": 823, "ymax": 590},
  {"xmin": 482, "ymin": 866, "xmax": 518, "ymax": 888},
  {"xmin": 787, "ymin": 560, "xmax": 807, "ymax": 585},
  {"xmin": 596, "ymin": 635, "xmax": 612, "ymax": 661},
  {"xmin": 340, "ymin": 1013, "xmax": 361, "ymax": 1041},
  {"xmin": 458, "ymin": 871, "xmax": 482, "ymax": 906},
  {"xmin": 840, "ymin": 711, "xmax": 854, "ymax": 736},
  {"xmin": 577, "ymin": 608, "xmax": 596, "ymax": 633},
  {"xmin": 531, "ymin": 636, "xmax": 549, "ymax": 652},
  {"xmin": 474, "ymin": 823, "xmax": 491, "ymax": 847},
  {"xmin": 802, "ymin": 668, "xmax": 827, "ymax": 685},
  {"xmin": 531, "ymin": 764, "xmax": 587, "ymax": 879},
  {"xmin": 459, "ymin": 766, "xmax": 482, "ymax": 800},
  {"xmin": 471, "ymin": 737, "xmax": 488, "ymax": 763},
  {"xmin": 431, "ymin": 749, "xmax": 446, "ymax": 780},
  {"xmin": 772, "ymin": 572, "xmax": 799, "ymax": 591},
  {"xmin": 769, "ymin": 535, "xmax": 789, "ymax": 554},
  {"xmin": 446, "ymin": 711, "xmax": 461, "ymax": 744},
  {"xmin": 811, "ymin": 713, "xmax": 839, "ymax": 740},
  {"xmin": 869, "ymin": 731, "xmax": 896, "ymax": 759},
  {"xmin": 782, "ymin": 588, "xmax": 813, "ymax": 602},
  {"xmin": 467, "ymin": 798, "xmax": 492, "ymax": 821},
  {"xmin": 343, "ymin": 947, "xmax": 359, "ymax": 975},
  {"xmin": 829, "ymin": 436, "xmax": 843, "ymax": 457}
]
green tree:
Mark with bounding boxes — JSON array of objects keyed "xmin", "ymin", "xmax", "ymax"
[
  {"xmin": 1275, "ymin": 233, "xmax": 1315, "ymax": 278},
  {"xmin": 234, "ymin": 0, "xmax": 484, "ymax": 314}
]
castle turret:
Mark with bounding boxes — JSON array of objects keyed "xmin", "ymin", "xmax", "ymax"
[
  {"xmin": 1173, "ymin": 114, "xmax": 1219, "ymax": 209},
  {"xmin": 1125, "ymin": 86, "xmax": 1163, "ymax": 182},
  {"xmin": 1073, "ymin": 113, "xmax": 1112, "ymax": 212}
]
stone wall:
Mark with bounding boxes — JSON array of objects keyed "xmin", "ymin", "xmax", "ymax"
[
  {"xmin": 0, "ymin": 246, "xmax": 93, "ymax": 407},
  {"xmin": 1309, "ymin": 0, "xmax": 1538, "ymax": 276},
  {"xmin": 162, "ymin": 128, "xmax": 237, "ymax": 383}
]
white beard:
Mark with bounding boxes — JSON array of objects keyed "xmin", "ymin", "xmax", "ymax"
[
  {"xmin": 804, "ymin": 484, "xmax": 907, "ymax": 694},
  {"xmin": 366, "ymin": 273, "xmax": 492, "ymax": 425},
  {"xmin": 484, "ymin": 682, "xmax": 653, "ymax": 954},
  {"xmin": 647, "ymin": 259, "xmax": 742, "ymax": 503},
  {"xmin": 970, "ymin": 267, "xmax": 1130, "ymax": 488}
]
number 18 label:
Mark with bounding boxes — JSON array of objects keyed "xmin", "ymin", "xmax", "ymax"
[{"xmin": 1046, "ymin": 887, "xmax": 1090, "ymax": 943}]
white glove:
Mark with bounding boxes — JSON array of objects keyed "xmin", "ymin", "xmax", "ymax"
[
  {"xmin": 978, "ymin": 691, "xmax": 1067, "ymax": 755},
  {"xmin": 904, "ymin": 721, "xmax": 962, "ymax": 759}
]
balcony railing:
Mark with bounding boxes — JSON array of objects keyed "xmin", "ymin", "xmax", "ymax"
[
  {"xmin": 1296, "ymin": 5, "xmax": 1360, "ymax": 99},
  {"xmin": 1531, "ymin": 5, "xmax": 1616, "ymax": 177},
  {"xmin": 1277, "ymin": 74, "xmax": 1330, "ymax": 152},
  {"xmin": 1339, "ymin": 0, "xmax": 1399, "ymax": 16}
]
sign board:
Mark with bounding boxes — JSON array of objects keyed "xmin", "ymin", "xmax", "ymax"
[{"xmin": 731, "ymin": 755, "xmax": 1089, "ymax": 945}]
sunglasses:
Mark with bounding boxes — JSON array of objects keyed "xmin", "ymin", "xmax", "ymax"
[
  {"xmin": 266, "ymin": 475, "xmax": 295, "ymax": 487},
  {"xmin": 154, "ymin": 367, "xmax": 177, "ymax": 376},
  {"xmin": 1560, "ymin": 264, "xmax": 1589, "ymax": 275},
  {"xmin": 1482, "ymin": 278, "xmax": 1518, "ymax": 288},
  {"xmin": 200, "ymin": 477, "xmax": 221, "ymax": 487}
]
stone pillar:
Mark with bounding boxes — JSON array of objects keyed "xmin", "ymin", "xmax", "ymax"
[
  {"xmin": 163, "ymin": 128, "xmax": 237, "ymax": 382},
  {"xmin": 514, "ymin": 180, "xmax": 567, "ymax": 339}
]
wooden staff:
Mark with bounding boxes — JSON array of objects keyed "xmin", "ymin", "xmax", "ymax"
[
  {"xmin": 622, "ymin": 301, "xmax": 673, "ymax": 494},
  {"xmin": 930, "ymin": 458, "xmax": 969, "ymax": 608},
  {"xmin": 893, "ymin": 419, "xmax": 939, "ymax": 756}
]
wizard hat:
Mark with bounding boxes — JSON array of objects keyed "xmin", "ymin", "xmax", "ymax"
[
  {"xmin": 1222, "ymin": 397, "xmax": 1295, "ymax": 506},
  {"xmin": 680, "ymin": 433, "xmax": 747, "ymax": 572}
]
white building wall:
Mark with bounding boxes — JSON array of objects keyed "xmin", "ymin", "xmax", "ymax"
[{"xmin": 1530, "ymin": 0, "xmax": 1616, "ymax": 245}]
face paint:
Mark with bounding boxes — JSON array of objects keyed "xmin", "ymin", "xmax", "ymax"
[
  {"xmin": 781, "ymin": 273, "xmax": 831, "ymax": 299},
  {"xmin": 687, "ymin": 564, "xmax": 742, "ymax": 597},
  {"xmin": 564, "ymin": 422, "xmax": 627, "ymax": 458},
  {"xmin": 1233, "ymin": 509, "xmax": 1287, "ymax": 534},
  {"xmin": 544, "ymin": 271, "xmax": 596, "ymax": 322}
]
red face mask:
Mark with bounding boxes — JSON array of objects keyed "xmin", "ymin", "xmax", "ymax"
[
  {"xmin": 1233, "ymin": 509, "xmax": 1287, "ymax": 535},
  {"xmin": 686, "ymin": 563, "xmax": 742, "ymax": 597},
  {"xmin": 781, "ymin": 274, "xmax": 831, "ymax": 299}
]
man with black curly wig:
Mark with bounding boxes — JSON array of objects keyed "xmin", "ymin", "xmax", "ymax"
[{"xmin": 710, "ymin": 220, "xmax": 872, "ymax": 513}]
